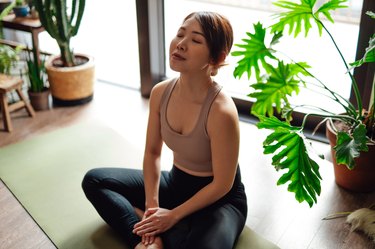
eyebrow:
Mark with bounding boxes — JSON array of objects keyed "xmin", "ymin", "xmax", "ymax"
[{"xmin": 179, "ymin": 27, "xmax": 205, "ymax": 37}]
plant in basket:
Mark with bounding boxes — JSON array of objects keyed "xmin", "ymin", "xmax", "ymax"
[{"xmin": 33, "ymin": 0, "xmax": 95, "ymax": 106}]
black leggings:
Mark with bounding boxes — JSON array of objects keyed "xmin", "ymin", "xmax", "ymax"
[{"xmin": 82, "ymin": 166, "xmax": 247, "ymax": 249}]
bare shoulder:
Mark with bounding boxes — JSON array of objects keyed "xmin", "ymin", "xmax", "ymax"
[
  {"xmin": 149, "ymin": 78, "xmax": 174, "ymax": 108},
  {"xmin": 150, "ymin": 79, "xmax": 172, "ymax": 98},
  {"xmin": 211, "ymin": 90, "xmax": 238, "ymax": 120},
  {"xmin": 207, "ymin": 90, "xmax": 239, "ymax": 133}
]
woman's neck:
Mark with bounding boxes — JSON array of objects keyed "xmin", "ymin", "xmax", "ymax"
[{"xmin": 176, "ymin": 75, "xmax": 214, "ymax": 103}]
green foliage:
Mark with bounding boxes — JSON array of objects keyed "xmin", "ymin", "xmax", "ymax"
[
  {"xmin": 350, "ymin": 11, "xmax": 375, "ymax": 68},
  {"xmin": 33, "ymin": 0, "xmax": 86, "ymax": 67},
  {"xmin": 249, "ymin": 60, "xmax": 310, "ymax": 117},
  {"xmin": 256, "ymin": 114, "xmax": 322, "ymax": 207},
  {"xmin": 232, "ymin": 22, "xmax": 278, "ymax": 80},
  {"xmin": 334, "ymin": 124, "xmax": 368, "ymax": 169},
  {"xmin": 0, "ymin": 1, "xmax": 16, "ymax": 38},
  {"xmin": 15, "ymin": 0, "xmax": 25, "ymax": 6},
  {"xmin": 232, "ymin": 0, "xmax": 375, "ymax": 207},
  {"xmin": 25, "ymin": 49, "xmax": 47, "ymax": 92},
  {"xmin": 0, "ymin": 44, "xmax": 21, "ymax": 74},
  {"xmin": 271, "ymin": 0, "xmax": 347, "ymax": 37}
]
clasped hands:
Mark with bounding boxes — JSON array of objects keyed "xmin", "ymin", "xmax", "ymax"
[{"xmin": 133, "ymin": 207, "xmax": 178, "ymax": 245}]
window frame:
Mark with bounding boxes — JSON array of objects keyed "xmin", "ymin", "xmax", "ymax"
[{"xmin": 136, "ymin": 0, "xmax": 166, "ymax": 97}]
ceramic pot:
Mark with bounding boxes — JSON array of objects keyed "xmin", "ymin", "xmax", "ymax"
[
  {"xmin": 28, "ymin": 88, "xmax": 50, "ymax": 111},
  {"xmin": 326, "ymin": 120, "xmax": 375, "ymax": 192},
  {"xmin": 45, "ymin": 54, "xmax": 95, "ymax": 106},
  {"xmin": 13, "ymin": 5, "xmax": 30, "ymax": 17}
]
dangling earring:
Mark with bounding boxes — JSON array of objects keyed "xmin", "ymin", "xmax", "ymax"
[{"xmin": 211, "ymin": 67, "xmax": 218, "ymax": 76}]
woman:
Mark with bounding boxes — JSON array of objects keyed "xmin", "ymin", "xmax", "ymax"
[{"xmin": 82, "ymin": 11, "xmax": 247, "ymax": 249}]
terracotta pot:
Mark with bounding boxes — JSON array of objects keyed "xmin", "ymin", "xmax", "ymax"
[
  {"xmin": 28, "ymin": 88, "xmax": 50, "ymax": 111},
  {"xmin": 45, "ymin": 54, "xmax": 95, "ymax": 106},
  {"xmin": 326, "ymin": 120, "xmax": 375, "ymax": 192}
]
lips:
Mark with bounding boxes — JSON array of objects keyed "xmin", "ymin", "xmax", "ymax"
[{"xmin": 171, "ymin": 52, "xmax": 186, "ymax": 61}]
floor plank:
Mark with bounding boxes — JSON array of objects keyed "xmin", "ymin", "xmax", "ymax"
[{"xmin": 0, "ymin": 180, "xmax": 56, "ymax": 249}]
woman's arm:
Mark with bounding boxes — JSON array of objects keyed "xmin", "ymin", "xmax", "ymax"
[{"xmin": 142, "ymin": 82, "xmax": 167, "ymax": 210}]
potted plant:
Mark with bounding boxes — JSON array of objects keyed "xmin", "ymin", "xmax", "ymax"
[
  {"xmin": 0, "ymin": 40, "xmax": 49, "ymax": 110},
  {"xmin": 13, "ymin": 0, "xmax": 29, "ymax": 17},
  {"xmin": 0, "ymin": 0, "xmax": 15, "ymax": 37},
  {"xmin": 232, "ymin": 0, "xmax": 374, "ymax": 207},
  {"xmin": 0, "ymin": 43, "xmax": 21, "ymax": 74},
  {"xmin": 33, "ymin": 0, "xmax": 95, "ymax": 106},
  {"xmin": 24, "ymin": 47, "xmax": 50, "ymax": 110}
]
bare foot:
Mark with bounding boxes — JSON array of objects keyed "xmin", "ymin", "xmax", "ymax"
[
  {"xmin": 134, "ymin": 237, "xmax": 163, "ymax": 249},
  {"xmin": 147, "ymin": 237, "xmax": 163, "ymax": 249},
  {"xmin": 135, "ymin": 242, "xmax": 146, "ymax": 249}
]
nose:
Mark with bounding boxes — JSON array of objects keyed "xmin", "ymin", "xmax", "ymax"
[{"xmin": 177, "ymin": 39, "xmax": 186, "ymax": 51}]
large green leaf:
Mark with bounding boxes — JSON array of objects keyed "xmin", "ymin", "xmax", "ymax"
[
  {"xmin": 334, "ymin": 124, "xmax": 369, "ymax": 169},
  {"xmin": 350, "ymin": 36, "xmax": 375, "ymax": 67},
  {"xmin": 256, "ymin": 115, "xmax": 322, "ymax": 207},
  {"xmin": 249, "ymin": 61, "xmax": 309, "ymax": 117},
  {"xmin": 271, "ymin": 0, "xmax": 347, "ymax": 37},
  {"xmin": 350, "ymin": 12, "xmax": 375, "ymax": 68},
  {"xmin": 317, "ymin": 0, "xmax": 348, "ymax": 22},
  {"xmin": 231, "ymin": 22, "xmax": 278, "ymax": 80}
]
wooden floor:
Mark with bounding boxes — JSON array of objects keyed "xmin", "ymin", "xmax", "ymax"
[{"xmin": 0, "ymin": 81, "xmax": 374, "ymax": 249}]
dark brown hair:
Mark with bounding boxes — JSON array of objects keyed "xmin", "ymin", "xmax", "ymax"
[{"xmin": 183, "ymin": 11, "xmax": 233, "ymax": 66}]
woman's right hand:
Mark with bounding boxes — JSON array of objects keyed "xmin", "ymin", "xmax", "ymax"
[
  {"xmin": 138, "ymin": 208, "xmax": 157, "ymax": 245},
  {"xmin": 134, "ymin": 207, "xmax": 179, "ymax": 239}
]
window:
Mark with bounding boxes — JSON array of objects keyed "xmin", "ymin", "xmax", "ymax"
[
  {"xmin": 38, "ymin": 0, "xmax": 140, "ymax": 89},
  {"xmin": 164, "ymin": 0, "xmax": 364, "ymax": 117}
]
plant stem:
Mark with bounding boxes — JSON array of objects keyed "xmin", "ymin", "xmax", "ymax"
[
  {"xmin": 276, "ymin": 49, "xmax": 357, "ymax": 113},
  {"xmin": 287, "ymin": 57, "xmax": 357, "ymax": 115},
  {"xmin": 314, "ymin": 17, "xmax": 363, "ymax": 118},
  {"xmin": 301, "ymin": 113, "xmax": 358, "ymax": 130},
  {"xmin": 292, "ymin": 104, "xmax": 336, "ymax": 115},
  {"xmin": 303, "ymin": 80, "xmax": 353, "ymax": 107}
]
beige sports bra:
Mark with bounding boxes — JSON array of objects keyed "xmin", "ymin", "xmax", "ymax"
[{"xmin": 160, "ymin": 78, "xmax": 222, "ymax": 174}]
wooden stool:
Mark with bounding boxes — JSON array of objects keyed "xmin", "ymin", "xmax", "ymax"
[{"xmin": 0, "ymin": 74, "xmax": 35, "ymax": 132}]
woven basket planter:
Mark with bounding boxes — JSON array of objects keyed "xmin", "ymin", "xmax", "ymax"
[{"xmin": 46, "ymin": 54, "xmax": 95, "ymax": 106}]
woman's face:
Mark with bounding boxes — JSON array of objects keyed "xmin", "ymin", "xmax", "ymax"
[{"xmin": 169, "ymin": 16, "xmax": 212, "ymax": 74}]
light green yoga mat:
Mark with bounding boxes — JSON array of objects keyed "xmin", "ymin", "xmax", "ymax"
[{"xmin": 0, "ymin": 123, "xmax": 279, "ymax": 249}]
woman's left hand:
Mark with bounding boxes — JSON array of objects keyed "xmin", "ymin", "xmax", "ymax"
[{"xmin": 133, "ymin": 207, "xmax": 178, "ymax": 237}]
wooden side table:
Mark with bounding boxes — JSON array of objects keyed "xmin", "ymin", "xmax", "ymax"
[{"xmin": 1, "ymin": 14, "xmax": 45, "ymax": 64}]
